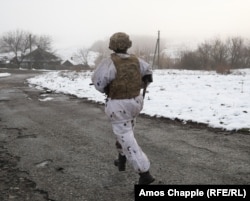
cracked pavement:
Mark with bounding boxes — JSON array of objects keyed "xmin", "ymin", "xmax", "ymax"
[{"xmin": 0, "ymin": 69, "xmax": 250, "ymax": 201}]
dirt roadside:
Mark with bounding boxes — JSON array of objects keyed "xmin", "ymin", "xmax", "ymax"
[{"xmin": 0, "ymin": 69, "xmax": 249, "ymax": 201}]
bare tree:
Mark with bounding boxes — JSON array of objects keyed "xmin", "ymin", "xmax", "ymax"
[
  {"xmin": 0, "ymin": 30, "xmax": 32, "ymax": 65},
  {"xmin": 227, "ymin": 37, "xmax": 244, "ymax": 68},
  {"xmin": 210, "ymin": 38, "xmax": 229, "ymax": 68},
  {"xmin": 35, "ymin": 35, "xmax": 53, "ymax": 51},
  {"xmin": 197, "ymin": 41, "xmax": 212, "ymax": 70},
  {"xmin": 179, "ymin": 50, "xmax": 200, "ymax": 70},
  {"xmin": 73, "ymin": 48, "xmax": 90, "ymax": 66},
  {"xmin": 173, "ymin": 36, "xmax": 250, "ymax": 70},
  {"xmin": 0, "ymin": 29, "xmax": 53, "ymax": 66},
  {"xmin": 242, "ymin": 42, "xmax": 250, "ymax": 67}
]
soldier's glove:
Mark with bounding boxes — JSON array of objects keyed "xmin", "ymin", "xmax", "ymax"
[
  {"xmin": 142, "ymin": 74, "xmax": 153, "ymax": 98},
  {"xmin": 142, "ymin": 74, "xmax": 153, "ymax": 88},
  {"xmin": 104, "ymin": 85, "xmax": 110, "ymax": 96}
]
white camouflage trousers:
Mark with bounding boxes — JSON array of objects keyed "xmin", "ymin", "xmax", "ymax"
[{"xmin": 105, "ymin": 95, "xmax": 150, "ymax": 173}]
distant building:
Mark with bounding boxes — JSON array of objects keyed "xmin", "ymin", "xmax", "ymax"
[
  {"xmin": 61, "ymin": 57, "xmax": 77, "ymax": 67},
  {"xmin": 21, "ymin": 47, "xmax": 61, "ymax": 69},
  {"xmin": 61, "ymin": 60, "xmax": 74, "ymax": 67},
  {"xmin": 61, "ymin": 57, "xmax": 91, "ymax": 70},
  {"xmin": 0, "ymin": 56, "xmax": 8, "ymax": 64},
  {"xmin": 0, "ymin": 54, "xmax": 11, "ymax": 67}
]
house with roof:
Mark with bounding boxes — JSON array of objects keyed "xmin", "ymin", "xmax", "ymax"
[
  {"xmin": 21, "ymin": 47, "xmax": 61, "ymax": 69},
  {"xmin": 61, "ymin": 57, "xmax": 92, "ymax": 70},
  {"xmin": 0, "ymin": 52, "xmax": 13, "ymax": 67},
  {"xmin": 0, "ymin": 56, "xmax": 9, "ymax": 65},
  {"xmin": 61, "ymin": 57, "xmax": 77, "ymax": 67}
]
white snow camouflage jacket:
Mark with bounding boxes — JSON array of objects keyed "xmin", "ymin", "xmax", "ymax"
[{"xmin": 91, "ymin": 53, "xmax": 152, "ymax": 123}]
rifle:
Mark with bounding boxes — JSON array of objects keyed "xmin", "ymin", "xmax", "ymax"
[
  {"xmin": 142, "ymin": 74, "xmax": 152, "ymax": 99},
  {"xmin": 142, "ymin": 80, "xmax": 148, "ymax": 99}
]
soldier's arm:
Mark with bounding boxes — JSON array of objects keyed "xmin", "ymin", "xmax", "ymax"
[{"xmin": 91, "ymin": 58, "xmax": 116, "ymax": 93}]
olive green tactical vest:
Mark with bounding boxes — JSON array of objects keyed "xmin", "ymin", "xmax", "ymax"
[{"xmin": 109, "ymin": 54, "xmax": 141, "ymax": 99}]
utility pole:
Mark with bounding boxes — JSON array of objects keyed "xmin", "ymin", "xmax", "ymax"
[
  {"xmin": 157, "ymin": 30, "xmax": 160, "ymax": 68},
  {"xmin": 29, "ymin": 34, "xmax": 32, "ymax": 53},
  {"xmin": 152, "ymin": 30, "xmax": 160, "ymax": 69}
]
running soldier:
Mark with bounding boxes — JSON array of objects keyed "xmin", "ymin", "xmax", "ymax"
[{"xmin": 91, "ymin": 32, "xmax": 154, "ymax": 185}]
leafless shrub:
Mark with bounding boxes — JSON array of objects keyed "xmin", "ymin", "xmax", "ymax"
[{"xmin": 215, "ymin": 64, "xmax": 231, "ymax": 74}]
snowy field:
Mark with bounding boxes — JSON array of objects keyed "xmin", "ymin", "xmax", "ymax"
[
  {"xmin": 2, "ymin": 69, "xmax": 249, "ymax": 132},
  {"xmin": 24, "ymin": 69, "xmax": 250, "ymax": 132}
]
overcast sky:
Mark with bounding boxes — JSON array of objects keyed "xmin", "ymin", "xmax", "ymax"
[{"xmin": 1, "ymin": 0, "xmax": 250, "ymax": 50}]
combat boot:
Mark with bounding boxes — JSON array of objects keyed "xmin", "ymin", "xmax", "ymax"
[
  {"xmin": 138, "ymin": 171, "xmax": 155, "ymax": 185},
  {"xmin": 114, "ymin": 154, "xmax": 126, "ymax": 171}
]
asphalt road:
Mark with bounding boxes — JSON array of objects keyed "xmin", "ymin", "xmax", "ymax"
[{"xmin": 0, "ymin": 69, "xmax": 249, "ymax": 201}]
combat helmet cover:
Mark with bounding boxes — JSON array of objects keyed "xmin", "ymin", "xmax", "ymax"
[{"xmin": 109, "ymin": 32, "xmax": 132, "ymax": 51}]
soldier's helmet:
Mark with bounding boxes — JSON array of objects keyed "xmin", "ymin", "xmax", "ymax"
[{"xmin": 109, "ymin": 32, "xmax": 132, "ymax": 51}]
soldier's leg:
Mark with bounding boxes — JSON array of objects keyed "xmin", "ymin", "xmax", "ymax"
[
  {"xmin": 114, "ymin": 141, "xmax": 126, "ymax": 171},
  {"xmin": 112, "ymin": 121, "xmax": 150, "ymax": 173}
]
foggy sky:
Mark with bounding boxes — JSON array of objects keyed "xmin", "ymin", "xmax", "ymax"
[{"xmin": 1, "ymin": 0, "xmax": 250, "ymax": 50}]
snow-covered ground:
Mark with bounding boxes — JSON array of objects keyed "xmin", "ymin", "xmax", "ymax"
[
  {"xmin": 26, "ymin": 69, "xmax": 250, "ymax": 132},
  {"xmin": 0, "ymin": 72, "xmax": 11, "ymax": 77}
]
